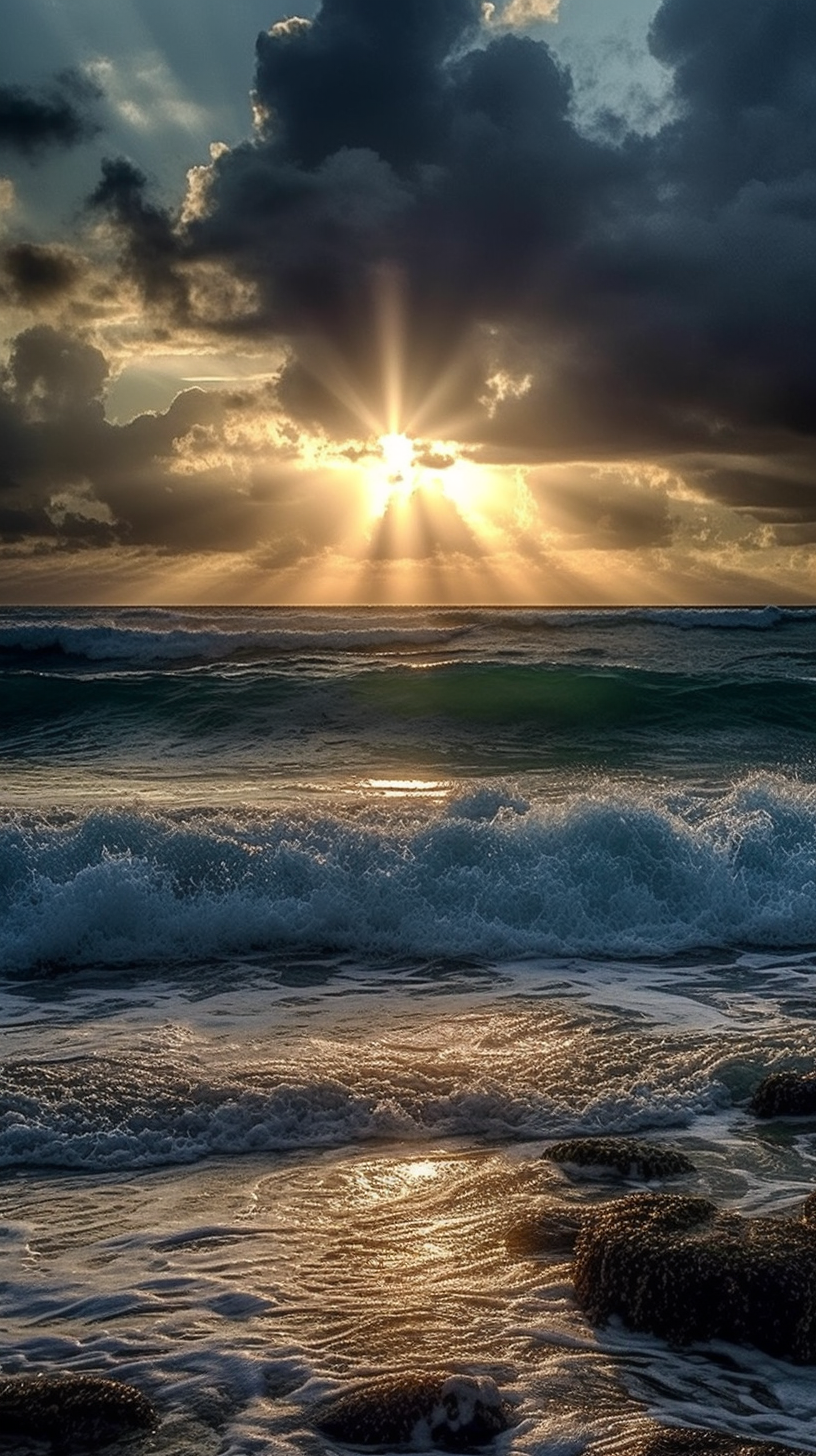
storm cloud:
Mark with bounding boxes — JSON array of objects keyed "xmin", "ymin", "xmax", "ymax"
[{"xmin": 92, "ymin": 0, "xmax": 627, "ymax": 433}]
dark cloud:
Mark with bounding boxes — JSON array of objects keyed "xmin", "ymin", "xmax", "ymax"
[
  {"xmin": 680, "ymin": 457, "xmax": 816, "ymax": 542},
  {"xmin": 0, "ymin": 70, "xmax": 102, "ymax": 157},
  {"xmin": 649, "ymin": 0, "xmax": 816, "ymax": 203},
  {"xmin": 457, "ymin": 0, "xmax": 816, "ymax": 509},
  {"xmin": 578, "ymin": 0, "xmax": 816, "ymax": 435},
  {"xmin": 254, "ymin": 0, "xmax": 482, "ymax": 170},
  {"xmin": 89, "ymin": 158, "xmax": 190, "ymax": 318},
  {"xmin": 0, "ymin": 325, "xmax": 371, "ymax": 563},
  {"xmin": 2, "ymin": 244, "xmax": 81, "ymax": 305}
]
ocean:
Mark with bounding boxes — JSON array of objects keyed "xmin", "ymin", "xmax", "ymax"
[{"xmin": 2, "ymin": 604, "xmax": 816, "ymax": 1455}]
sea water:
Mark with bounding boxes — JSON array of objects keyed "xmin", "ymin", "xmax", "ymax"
[{"xmin": 2, "ymin": 605, "xmax": 816, "ymax": 1454}]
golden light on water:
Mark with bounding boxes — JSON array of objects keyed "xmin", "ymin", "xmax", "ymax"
[
  {"xmin": 404, "ymin": 1160, "xmax": 440, "ymax": 1182},
  {"xmin": 348, "ymin": 1156, "xmax": 444, "ymax": 1209},
  {"xmin": 361, "ymin": 778, "xmax": 451, "ymax": 799}
]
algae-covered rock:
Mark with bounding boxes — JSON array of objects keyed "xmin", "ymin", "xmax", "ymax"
[
  {"xmin": 543, "ymin": 1137, "xmax": 695, "ymax": 1180},
  {"xmin": 313, "ymin": 1371, "xmax": 511, "ymax": 1450},
  {"xmin": 749, "ymin": 1072, "xmax": 816, "ymax": 1118},
  {"xmin": 574, "ymin": 1192, "xmax": 816, "ymax": 1363},
  {"xmin": 0, "ymin": 1372, "xmax": 156, "ymax": 1447}
]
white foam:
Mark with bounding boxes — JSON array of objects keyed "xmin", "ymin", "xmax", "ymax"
[{"xmin": 0, "ymin": 1041, "xmax": 717, "ymax": 1172}]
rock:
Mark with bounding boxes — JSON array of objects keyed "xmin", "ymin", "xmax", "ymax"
[
  {"xmin": 313, "ymin": 1371, "xmax": 511, "ymax": 1450},
  {"xmin": 543, "ymin": 1137, "xmax": 695, "ymax": 1180},
  {"xmin": 573, "ymin": 1192, "xmax": 816, "ymax": 1363},
  {"xmin": 0, "ymin": 1372, "xmax": 156, "ymax": 1447},
  {"xmin": 506, "ymin": 1202, "xmax": 583, "ymax": 1258},
  {"xmin": 749, "ymin": 1072, "xmax": 816, "ymax": 1118},
  {"xmin": 637, "ymin": 1427, "xmax": 810, "ymax": 1456}
]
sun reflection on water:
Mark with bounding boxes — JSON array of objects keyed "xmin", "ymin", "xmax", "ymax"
[
  {"xmin": 349, "ymin": 1157, "xmax": 444, "ymax": 1207},
  {"xmin": 360, "ymin": 778, "xmax": 451, "ymax": 799}
]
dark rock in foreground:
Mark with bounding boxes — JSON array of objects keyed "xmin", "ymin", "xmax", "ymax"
[
  {"xmin": 637, "ymin": 1427, "xmax": 811, "ymax": 1456},
  {"xmin": 543, "ymin": 1137, "xmax": 695, "ymax": 1180},
  {"xmin": 574, "ymin": 1192, "xmax": 816, "ymax": 1363},
  {"xmin": 313, "ymin": 1371, "xmax": 511, "ymax": 1450},
  {"xmin": 506, "ymin": 1201, "xmax": 584, "ymax": 1258},
  {"xmin": 749, "ymin": 1072, "xmax": 816, "ymax": 1118},
  {"xmin": 0, "ymin": 1373, "xmax": 156, "ymax": 1447}
]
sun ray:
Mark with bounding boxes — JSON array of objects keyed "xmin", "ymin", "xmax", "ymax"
[
  {"xmin": 286, "ymin": 336, "xmax": 386, "ymax": 439},
  {"xmin": 375, "ymin": 266, "xmax": 406, "ymax": 438}
]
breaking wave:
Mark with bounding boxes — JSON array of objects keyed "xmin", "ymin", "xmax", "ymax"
[{"xmin": 2, "ymin": 776, "xmax": 816, "ymax": 972}]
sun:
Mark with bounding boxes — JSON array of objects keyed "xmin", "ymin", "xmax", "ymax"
[
  {"xmin": 379, "ymin": 433, "xmax": 416, "ymax": 491},
  {"xmin": 366, "ymin": 430, "xmax": 493, "ymax": 526},
  {"xmin": 368, "ymin": 432, "xmax": 418, "ymax": 515}
]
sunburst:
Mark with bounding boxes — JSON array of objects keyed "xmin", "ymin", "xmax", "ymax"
[
  {"xmin": 379, "ymin": 432, "xmax": 416, "ymax": 490},
  {"xmin": 368, "ymin": 432, "xmax": 418, "ymax": 515}
]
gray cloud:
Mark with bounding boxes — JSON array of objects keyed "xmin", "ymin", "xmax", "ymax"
[
  {"xmin": 7, "ymin": 325, "xmax": 108, "ymax": 418},
  {"xmin": 89, "ymin": 158, "xmax": 190, "ymax": 318},
  {"xmin": 528, "ymin": 465, "xmax": 674, "ymax": 549},
  {"xmin": 0, "ymin": 326, "xmax": 228, "ymax": 548},
  {"xmin": 0, "ymin": 325, "xmax": 369, "ymax": 562},
  {"xmin": 0, "ymin": 71, "xmax": 102, "ymax": 157}
]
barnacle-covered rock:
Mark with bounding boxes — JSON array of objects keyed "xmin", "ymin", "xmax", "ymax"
[
  {"xmin": 574, "ymin": 1192, "xmax": 816, "ymax": 1363},
  {"xmin": 313, "ymin": 1371, "xmax": 511, "ymax": 1450},
  {"xmin": 543, "ymin": 1137, "xmax": 695, "ymax": 1180},
  {"xmin": 749, "ymin": 1072, "xmax": 816, "ymax": 1118},
  {"xmin": 0, "ymin": 1372, "xmax": 156, "ymax": 1447}
]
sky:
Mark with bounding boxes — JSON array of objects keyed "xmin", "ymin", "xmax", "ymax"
[{"xmin": 0, "ymin": 0, "xmax": 814, "ymax": 606}]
